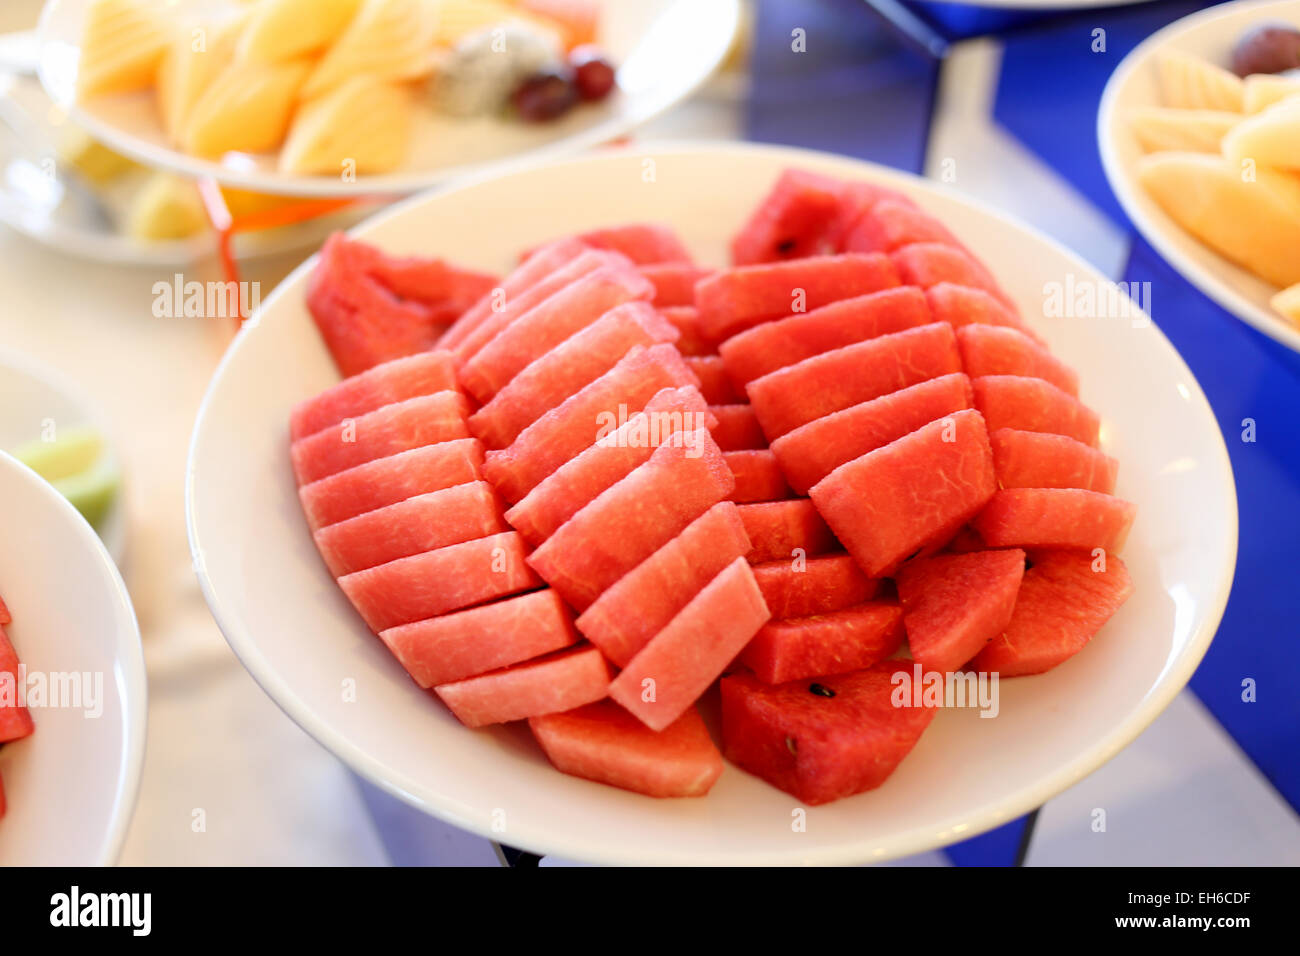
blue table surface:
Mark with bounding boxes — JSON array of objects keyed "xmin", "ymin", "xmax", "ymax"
[{"xmin": 750, "ymin": 0, "xmax": 1299, "ymax": 865}]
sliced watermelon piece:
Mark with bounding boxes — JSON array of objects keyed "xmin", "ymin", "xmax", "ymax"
[
  {"xmin": 925, "ymin": 281, "xmax": 1044, "ymax": 344},
  {"xmin": 719, "ymin": 286, "xmax": 932, "ymax": 388},
  {"xmin": 312, "ymin": 480, "xmax": 505, "ymax": 576},
  {"xmin": 576, "ymin": 501, "xmax": 752, "ymax": 667},
  {"xmin": 724, "ymin": 450, "xmax": 792, "ymax": 503},
  {"xmin": 945, "ymin": 524, "xmax": 988, "ymax": 554},
  {"xmin": 685, "ymin": 355, "xmax": 743, "ymax": 404},
  {"xmin": 970, "ymin": 550, "xmax": 1133, "ymax": 677},
  {"xmin": 990, "ymin": 428, "xmax": 1118, "ymax": 493},
  {"xmin": 290, "ymin": 390, "xmax": 470, "ymax": 485},
  {"xmin": 658, "ymin": 306, "xmax": 714, "ymax": 356},
  {"xmin": 435, "ymin": 645, "xmax": 611, "ymax": 728},
  {"xmin": 504, "ymin": 386, "xmax": 714, "ymax": 546},
  {"xmin": 810, "ymin": 408, "xmax": 997, "ymax": 577},
  {"xmin": 747, "ymin": 322, "xmax": 962, "ymax": 439},
  {"xmin": 306, "ymin": 232, "xmax": 498, "ymax": 376},
  {"xmin": 955, "ymin": 324, "xmax": 1078, "ymax": 396},
  {"xmin": 298, "ymin": 437, "xmax": 484, "ymax": 530},
  {"xmin": 695, "ymin": 253, "xmax": 901, "ymax": 341},
  {"xmin": 720, "ymin": 662, "xmax": 937, "ymax": 805},
  {"xmin": 737, "ymin": 499, "xmax": 838, "ymax": 564},
  {"xmin": 895, "ymin": 549, "xmax": 1026, "ymax": 673},
  {"xmin": 972, "ymin": 488, "xmax": 1137, "ymax": 553},
  {"xmin": 0, "ymin": 627, "xmax": 34, "ymax": 743},
  {"xmin": 638, "ymin": 263, "xmax": 714, "ymax": 306},
  {"xmin": 527, "ymin": 429, "xmax": 734, "ymax": 610},
  {"xmin": 289, "ymin": 350, "xmax": 458, "ymax": 441},
  {"xmin": 891, "ymin": 242, "xmax": 1018, "ymax": 314},
  {"xmin": 530, "ymin": 701, "xmax": 724, "ymax": 798},
  {"xmin": 973, "ymin": 375, "xmax": 1100, "ymax": 447},
  {"xmin": 575, "ymin": 224, "xmax": 692, "ymax": 264},
  {"xmin": 752, "ymin": 554, "xmax": 879, "ymax": 619},
  {"xmin": 730, "ymin": 169, "xmax": 846, "ymax": 264},
  {"xmin": 843, "ymin": 199, "xmax": 965, "ymax": 254},
  {"xmin": 709, "ymin": 404, "xmax": 765, "ymax": 451},
  {"xmin": 484, "ymin": 343, "xmax": 699, "ymax": 503},
  {"xmin": 771, "ymin": 373, "xmax": 973, "ymax": 495},
  {"xmin": 459, "ymin": 265, "xmax": 654, "ymax": 403},
  {"xmin": 739, "ymin": 602, "xmax": 905, "ymax": 684},
  {"xmin": 610, "ymin": 557, "xmax": 771, "ymax": 731},
  {"xmin": 379, "ymin": 589, "xmax": 577, "ymax": 688},
  {"xmin": 0, "ymin": 594, "xmax": 9, "ymax": 626},
  {"xmin": 338, "ymin": 530, "xmax": 539, "ymax": 632},
  {"xmin": 467, "ymin": 301, "xmax": 675, "ymax": 449},
  {"xmin": 827, "ymin": 181, "xmax": 917, "ymax": 248}
]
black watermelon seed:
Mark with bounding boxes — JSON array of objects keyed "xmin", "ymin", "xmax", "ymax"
[
  {"xmin": 808, "ymin": 683, "xmax": 836, "ymax": 698},
  {"xmin": 785, "ymin": 736, "xmax": 798, "ymax": 755}
]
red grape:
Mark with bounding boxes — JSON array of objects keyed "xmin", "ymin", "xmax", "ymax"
[
  {"xmin": 512, "ymin": 68, "xmax": 579, "ymax": 122},
  {"xmin": 570, "ymin": 44, "xmax": 617, "ymax": 101},
  {"xmin": 1231, "ymin": 22, "xmax": 1300, "ymax": 77}
]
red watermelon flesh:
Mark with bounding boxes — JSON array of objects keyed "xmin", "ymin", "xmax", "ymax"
[
  {"xmin": 895, "ymin": 548, "xmax": 1026, "ymax": 674},
  {"xmin": 719, "ymin": 286, "xmax": 932, "ymax": 389},
  {"xmin": 752, "ymin": 554, "xmax": 879, "ymax": 619},
  {"xmin": 638, "ymin": 263, "xmax": 714, "ymax": 306},
  {"xmin": 810, "ymin": 408, "xmax": 997, "ymax": 578},
  {"xmin": 970, "ymin": 550, "xmax": 1133, "ymax": 677},
  {"xmin": 972, "ymin": 488, "xmax": 1137, "ymax": 553},
  {"xmin": 468, "ymin": 301, "xmax": 676, "ymax": 449},
  {"xmin": 379, "ymin": 589, "xmax": 577, "ymax": 688},
  {"xmin": 0, "ymin": 627, "xmax": 34, "ymax": 743},
  {"xmin": 290, "ymin": 350, "xmax": 458, "ymax": 441},
  {"xmin": 771, "ymin": 373, "xmax": 973, "ymax": 495},
  {"xmin": 435, "ymin": 644, "xmax": 612, "ymax": 728},
  {"xmin": 527, "ymin": 429, "xmax": 734, "ymax": 610},
  {"xmin": 575, "ymin": 224, "xmax": 693, "ymax": 264},
  {"xmin": 720, "ymin": 663, "xmax": 937, "ymax": 805},
  {"xmin": 658, "ymin": 306, "xmax": 714, "ymax": 356},
  {"xmin": 925, "ymin": 282, "xmax": 1044, "ymax": 344},
  {"xmin": 437, "ymin": 236, "xmax": 587, "ymax": 351},
  {"xmin": 306, "ymin": 233, "xmax": 498, "ymax": 376},
  {"xmin": 576, "ymin": 501, "xmax": 751, "ymax": 667},
  {"xmin": 891, "ymin": 242, "xmax": 1018, "ymax": 314},
  {"xmin": 530, "ymin": 701, "xmax": 723, "ymax": 798},
  {"xmin": 0, "ymin": 594, "xmax": 9, "ymax": 626},
  {"xmin": 724, "ymin": 450, "xmax": 792, "ymax": 503},
  {"xmin": 747, "ymin": 322, "xmax": 963, "ymax": 439},
  {"xmin": 298, "ymin": 437, "xmax": 484, "ymax": 530},
  {"xmin": 730, "ymin": 169, "xmax": 846, "ymax": 265},
  {"xmin": 945, "ymin": 524, "xmax": 988, "ymax": 554},
  {"xmin": 973, "ymin": 375, "xmax": 1100, "ymax": 447},
  {"xmin": 290, "ymin": 390, "xmax": 471, "ymax": 485},
  {"xmin": 459, "ymin": 265, "xmax": 655, "ymax": 403},
  {"xmin": 740, "ymin": 601, "xmax": 905, "ymax": 685},
  {"xmin": 737, "ymin": 499, "xmax": 838, "ymax": 564},
  {"xmin": 338, "ymin": 530, "xmax": 539, "ymax": 632},
  {"xmin": 484, "ymin": 343, "xmax": 700, "ymax": 503},
  {"xmin": 710, "ymin": 404, "xmax": 765, "ymax": 451},
  {"xmin": 843, "ymin": 199, "xmax": 965, "ymax": 254},
  {"xmin": 504, "ymin": 386, "xmax": 714, "ymax": 546},
  {"xmin": 991, "ymin": 428, "xmax": 1118, "ymax": 494},
  {"xmin": 611, "ymin": 557, "xmax": 771, "ymax": 731},
  {"xmin": 312, "ymin": 480, "xmax": 505, "ymax": 576},
  {"xmin": 685, "ymin": 355, "xmax": 743, "ymax": 404},
  {"xmin": 956, "ymin": 324, "xmax": 1079, "ymax": 396},
  {"xmin": 827, "ymin": 180, "xmax": 917, "ymax": 248},
  {"xmin": 695, "ymin": 253, "xmax": 901, "ymax": 341}
]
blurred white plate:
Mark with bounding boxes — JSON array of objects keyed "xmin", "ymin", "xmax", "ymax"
[
  {"xmin": 1099, "ymin": 0, "xmax": 1300, "ymax": 354},
  {"xmin": 188, "ymin": 143, "xmax": 1236, "ymax": 865},
  {"xmin": 37, "ymin": 0, "xmax": 741, "ymax": 198}
]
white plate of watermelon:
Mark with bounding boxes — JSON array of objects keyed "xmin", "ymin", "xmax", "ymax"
[{"xmin": 188, "ymin": 143, "xmax": 1236, "ymax": 865}]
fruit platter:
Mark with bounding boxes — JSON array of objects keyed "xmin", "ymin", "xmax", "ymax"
[
  {"xmin": 37, "ymin": 0, "xmax": 740, "ymax": 196},
  {"xmin": 189, "ymin": 144, "xmax": 1235, "ymax": 864},
  {"xmin": 1100, "ymin": 0, "xmax": 1300, "ymax": 354}
]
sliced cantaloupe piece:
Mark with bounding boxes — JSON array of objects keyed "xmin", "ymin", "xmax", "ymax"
[
  {"xmin": 237, "ymin": 0, "xmax": 364, "ymax": 63},
  {"xmin": 156, "ymin": 13, "xmax": 247, "ymax": 144},
  {"xmin": 182, "ymin": 58, "xmax": 310, "ymax": 157},
  {"xmin": 280, "ymin": 74, "xmax": 412, "ymax": 175},
  {"xmin": 301, "ymin": 0, "xmax": 436, "ymax": 100},
  {"xmin": 431, "ymin": 0, "xmax": 564, "ymax": 49},
  {"xmin": 1243, "ymin": 73, "xmax": 1300, "ymax": 113},
  {"xmin": 1221, "ymin": 96, "xmax": 1300, "ymax": 171},
  {"xmin": 1138, "ymin": 151, "xmax": 1300, "ymax": 288},
  {"xmin": 76, "ymin": 0, "xmax": 173, "ymax": 99},
  {"xmin": 1272, "ymin": 283, "xmax": 1300, "ymax": 325},
  {"xmin": 1130, "ymin": 107, "xmax": 1241, "ymax": 153},
  {"xmin": 1157, "ymin": 50, "xmax": 1244, "ymax": 112}
]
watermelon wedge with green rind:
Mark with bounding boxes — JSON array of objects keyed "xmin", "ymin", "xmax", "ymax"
[
  {"xmin": 684, "ymin": 355, "xmax": 743, "ymax": 404},
  {"xmin": 890, "ymin": 242, "xmax": 1017, "ymax": 314},
  {"xmin": 638, "ymin": 263, "xmax": 713, "ymax": 306},
  {"xmin": 724, "ymin": 449, "xmax": 792, "ymax": 503},
  {"xmin": 289, "ymin": 350, "xmax": 458, "ymax": 441},
  {"xmin": 973, "ymin": 375, "xmax": 1100, "ymax": 447},
  {"xmin": 435, "ymin": 645, "xmax": 612, "ymax": 728},
  {"xmin": 752, "ymin": 554, "xmax": 879, "ymax": 619},
  {"xmin": 990, "ymin": 428, "xmax": 1118, "ymax": 493},
  {"xmin": 730, "ymin": 169, "xmax": 846, "ymax": 265},
  {"xmin": 972, "ymin": 488, "xmax": 1137, "ymax": 553},
  {"xmin": 739, "ymin": 601, "xmax": 905, "ymax": 685},
  {"xmin": 955, "ymin": 325, "xmax": 1079, "ymax": 396},
  {"xmin": 738, "ymin": 499, "xmax": 838, "ymax": 564},
  {"xmin": 709, "ymin": 404, "xmax": 765, "ymax": 451}
]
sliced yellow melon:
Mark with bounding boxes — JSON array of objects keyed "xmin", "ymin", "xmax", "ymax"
[
  {"xmin": 1222, "ymin": 97, "xmax": 1300, "ymax": 170},
  {"xmin": 301, "ymin": 0, "xmax": 436, "ymax": 100},
  {"xmin": 1272, "ymin": 283, "xmax": 1300, "ymax": 325},
  {"xmin": 237, "ymin": 0, "xmax": 364, "ymax": 63},
  {"xmin": 124, "ymin": 173, "xmax": 207, "ymax": 239},
  {"xmin": 1243, "ymin": 73, "xmax": 1300, "ymax": 113},
  {"xmin": 76, "ymin": 0, "xmax": 173, "ymax": 99},
  {"xmin": 280, "ymin": 75, "xmax": 412, "ymax": 175},
  {"xmin": 1130, "ymin": 107, "xmax": 1241, "ymax": 154},
  {"xmin": 183, "ymin": 58, "xmax": 310, "ymax": 157},
  {"xmin": 57, "ymin": 126, "xmax": 139, "ymax": 184},
  {"xmin": 156, "ymin": 14, "xmax": 247, "ymax": 144},
  {"xmin": 1156, "ymin": 50, "xmax": 1244, "ymax": 112},
  {"xmin": 1137, "ymin": 152, "xmax": 1300, "ymax": 288},
  {"xmin": 431, "ymin": 0, "xmax": 562, "ymax": 48}
]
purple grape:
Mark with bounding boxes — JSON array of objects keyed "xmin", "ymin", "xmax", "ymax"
[
  {"xmin": 512, "ymin": 68, "xmax": 579, "ymax": 122},
  {"xmin": 570, "ymin": 45, "xmax": 617, "ymax": 102},
  {"xmin": 1231, "ymin": 22, "xmax": 1300, "ymax": 77}
]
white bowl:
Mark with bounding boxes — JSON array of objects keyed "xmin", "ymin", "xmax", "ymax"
[
  {"xmin": 1099, "ymin": 0, "xmax": 1300, "ymax": 354},
  {"xmin": 0, "ymin": 448, "xmax": 145, "ymax": 865},
  {"xmin": 37, "ymin": 0, "xmax": 741, "ymax": 197},
  {"xmin": 188, "ymin": 143, "xmax": 1237, "ymax": 865}
]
